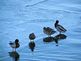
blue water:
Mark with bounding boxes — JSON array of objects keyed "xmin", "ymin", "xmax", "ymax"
[{"xmin": 0, "ymin": 0, "xmax": 81, "ymax": 61}]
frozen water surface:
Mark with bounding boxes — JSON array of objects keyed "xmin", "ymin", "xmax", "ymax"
[{"xmin": 0, "ymin": 0, "xmax": 81, "ymax": 61}]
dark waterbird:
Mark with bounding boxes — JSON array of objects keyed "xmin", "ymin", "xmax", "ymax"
[
  {"xmin": 43, "ymin": 27, "xmax": 56, "ymax": 37},
  {"xmin": 54, "ymin": 20, "xmax": 67, "ymax": 34},
  {"xmin": 8, "ymin": 51, "xmax": 20, "ymax": 61},
  {"xmin": 9, "ymin": 39, "xmax": 20, "ymax": 51},
  {"xmin": 29, "ymin": 33, "xmax": 36, "ymax": 52}
]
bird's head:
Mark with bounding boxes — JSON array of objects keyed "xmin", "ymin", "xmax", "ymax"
[
  {"xmin": 43, "ymin": 27, "xmax": 46, "ymax": 30},
  {"xmin": 56, "ymin": 20, "xmax": 59, "ymax": 24},
  {"xmin": 29, "ymin": 33, "xmax": 36, "ymax": 40},
  {"xmin": 55, "ymin": 20, "xmax": 59, "ymax": 27},
  {"xmin": 15, "ymin": 39, "xmax": 19, "ymax": 43}
]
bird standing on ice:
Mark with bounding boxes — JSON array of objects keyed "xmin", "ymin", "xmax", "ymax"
[
  {"xmin": 29, "ymin": 33, "xmax": 36, "ymax": 52},
  {"xmin": 54, "ymin": 20, "xmax": 67, "ymax": 34},
  {"xmin": 43, "ymin": 27, "xmax": 56, "ymax": 37},
  {"xmin": 9, "ymin": 39, "xmax": 20, "ymax": 51}
]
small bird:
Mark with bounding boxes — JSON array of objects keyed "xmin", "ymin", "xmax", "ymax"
[
  {"xmin": 9, "ymin": 39, "xmax": 20, "ymax": 51},
  {"xmin": 43, "ymin": 27, "xmax": 56, "ymax": 37},
  {"xmin": 29, "ymin": 33, "xmax": 36, "ymax": 52},
  {"xmin": 54, "ymin": 20, "xmax": 67, "ymax": 34}
]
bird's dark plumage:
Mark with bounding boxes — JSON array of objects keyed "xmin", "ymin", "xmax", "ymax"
[
  {"xmin": 29, "ymin": 33, "xmax": 36, "ymax": 40},
  {"xmin": 29, "ymin": 33, "xmax": 36, "ymax": 52},
  {"xmin": 9, "ymin": 39, "xmax": 20, "ymax": 51},
  {"xmin": 55, "ymin": 20, "xmax": 67, "ymax": 34},
  {"xmin": 43, "ymin": 27, "xmax": 56, "ymax": 36}
]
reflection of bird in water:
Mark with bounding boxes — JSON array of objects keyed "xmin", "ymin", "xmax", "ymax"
[
  {"xmin": 54, "ymin": 34, "xmax": 67, "ymax": 40},
  {"xmin": 9, "ymin": 39, "xmax": 20, "ymax": 51},
  {"xmin": 8, "ymin": 51, "xmax": 20, "ymax": 61},
  {"xmin": 43, "ymin": 37, "xmax": 58, "ymax": 46},
  {"xmin": 43, "ymin": 37, "xmax": 54, "ymax": 42},
  {"xmin": 43, "ymin": 27, "xmax": 56, "ymax": 37},
  {"xmin": 54, "ymin": 20, "xmax": 67, "ymax": 34},
  {"xmin": 53, "ymin": 37, "xmax": 59, "ymax": 46},
  {"xmin": 54, "ymin": 34, "xmax": 67, "ymax": 46},
  {"xmin": 29, "ymin": 33, "xmax": 36, "ymax": 52}
]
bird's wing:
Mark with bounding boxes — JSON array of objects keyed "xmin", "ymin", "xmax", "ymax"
[{"xmin": 57, "ymin": 25, "xmax": 67, "ymax": 32}]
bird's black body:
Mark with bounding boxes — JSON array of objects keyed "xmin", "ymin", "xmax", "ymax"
[
  {"xmin": 55, "ymin": 20, "xmax": 67, "ymax": 34},
  {"xmin": 29, "ymin": 41, "xmax": 35, "ymax": 52},
  {"xmin": 29, "ymin": 33, "xmax": 36, "ymax": 52}
]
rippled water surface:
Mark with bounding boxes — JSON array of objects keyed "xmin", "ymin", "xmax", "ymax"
[{"xmin": 0, "ymin": 0, "xmax": 81, "ymax": 61}]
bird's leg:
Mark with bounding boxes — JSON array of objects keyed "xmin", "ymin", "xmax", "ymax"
[
  {"xmin": 12, "ymin": 48, "xmax": 15, "ymax": 52},
  {"xmin": 15, "ymin": 48, "xmax": 16, "ymax": 51}
]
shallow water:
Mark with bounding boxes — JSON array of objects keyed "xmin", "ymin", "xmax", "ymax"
[{"xmin": 0, "ymin": 0, "xmax": 81, "ymax": 61}]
